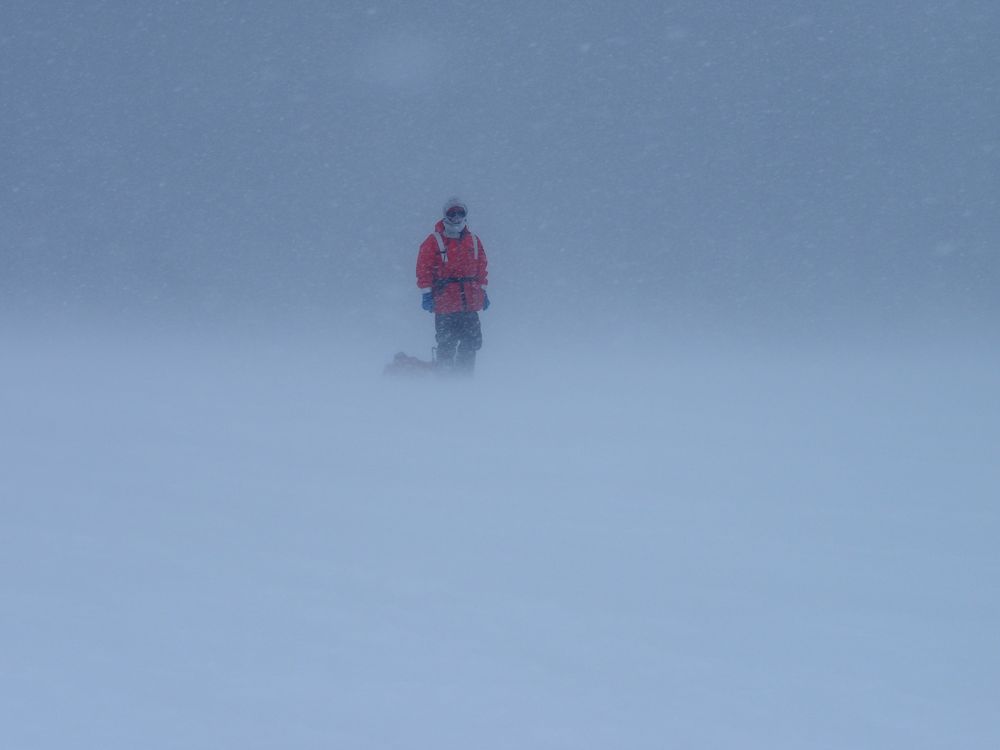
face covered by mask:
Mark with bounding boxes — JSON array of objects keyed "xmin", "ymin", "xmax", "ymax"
[{"xmin": 442, "ymin": 200, "xmax": 467, "ymax": 238}]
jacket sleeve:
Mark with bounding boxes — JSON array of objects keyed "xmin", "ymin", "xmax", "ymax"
[
  {"xmin": 416, "ymin": 235, "xmax": 438, "ymax": 289},
  {"xmin": 477, "ymin": 237, "xmax": 488, "ymax": 287}
]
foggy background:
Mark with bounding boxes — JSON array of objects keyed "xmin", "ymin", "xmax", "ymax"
[
  {"xmin": 2, "ymin": 2, "xmax": 998, "ymax": 749},
  {"xmin": 3, "ymin": 0, "xmax": 997, "ymax": 342}
]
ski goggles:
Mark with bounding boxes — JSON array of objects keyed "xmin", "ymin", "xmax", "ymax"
[{"xmin": 445, "ymin": 207, "xmax": 466, "ymax": 220}]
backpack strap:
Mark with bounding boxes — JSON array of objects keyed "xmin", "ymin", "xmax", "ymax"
[
  {"xmin": 433, "ymin": 231, "xmax": 447, "ymax": 264},
  {"xmin": 435, "ymin": 230, "xmax": 478, "ymax": 263}
]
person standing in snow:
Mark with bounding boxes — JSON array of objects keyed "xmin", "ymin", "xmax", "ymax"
[{"xmin": 416, "ymin": 197, "xmax": 489, "ymax": 374}]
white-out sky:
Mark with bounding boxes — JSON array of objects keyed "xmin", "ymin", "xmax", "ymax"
[{"xmin": 1, "ymin": 0, "xmax": 996, "ymax": 340}]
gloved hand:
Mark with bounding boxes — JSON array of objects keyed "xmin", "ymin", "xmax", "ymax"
[
  {"xmin": 422, "ymin": 291, "xmax": 434, "ymax": 312},
  {"xmin": 482, "ymin": 291, "xmax": 490, "ymax": 311}
]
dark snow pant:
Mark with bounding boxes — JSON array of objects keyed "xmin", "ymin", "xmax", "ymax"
[{"xmin": 435, "ymin": 312, "xmax": 482, "ymax": 374}]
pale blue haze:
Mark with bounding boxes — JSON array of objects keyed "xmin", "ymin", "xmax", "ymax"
[{"xmin": 1, "ymin": 2, "xmax": 998, "ymax": 748}]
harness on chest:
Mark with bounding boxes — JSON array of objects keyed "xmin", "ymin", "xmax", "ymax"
[
  {"xmin": 432, "ymin": 231, "xmax": 480, "ymax": 289},
  {"xmin": 432, "ymin": 231, "xmax": 479, "ymax": 265},
  {"xmin": 430, "ymin": 231, "xmax": 481, "ymax": 311}
]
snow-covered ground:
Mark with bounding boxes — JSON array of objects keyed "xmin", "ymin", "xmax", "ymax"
[{"xmin": 2, "ymin": 325, "xmax": 997, "ymax": 749}]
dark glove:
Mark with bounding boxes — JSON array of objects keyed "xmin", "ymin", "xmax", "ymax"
[
  {"xmin": 422, "ymin": 291, "xmax": 434, "ymax": 312},
  {"xmin": 482, "ymin": 291, "xmax": 490, "ymax": 311}
]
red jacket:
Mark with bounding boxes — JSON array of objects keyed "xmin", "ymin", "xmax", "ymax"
[{"xmin": 416, "ymin": 221, "xmax": 489, "ymax": 314}]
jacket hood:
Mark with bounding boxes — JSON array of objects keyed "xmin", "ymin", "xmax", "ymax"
[{"xmin": 442, "ymin": 196, "xmax": 467, "ymax": 216}]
